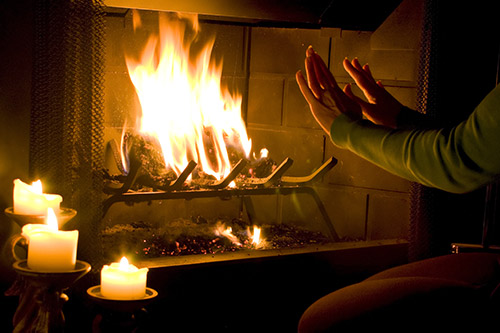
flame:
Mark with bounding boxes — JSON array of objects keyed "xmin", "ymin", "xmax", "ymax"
[
  {"xmin": 119, "ymin": 256, "xmax": 129, "ymax": 270},
  {"xmin": 253, "ymin": 148, "xmax": 268, "ymax": 160},
  {"xmin": 46, "ymin": 207, "xmax": 58, "ymax": 231},
  {"xmin": 125, "ymin": 12, "xmax": 252, "ymax": 181},
  {"xmin": 120, "ymin": 124, "xmax": 130, "ymax": 174},
  {"xmin": 214, "ymin": 222, "xmax": 267, "ymax": 249},
  {"xmin": 248, "ymin": 226, "xmax": 267, "ymax": 248},
  {"xmin": 32, "ymin": 180, "xmax": 43, "ymax": 194},
  {"xmin": 215, "ymin": 223, "xmax": 241, "ymax": 246},
  {"xmin": 250, "ymin": 226, "xmax": 261, "ymax": 246}
]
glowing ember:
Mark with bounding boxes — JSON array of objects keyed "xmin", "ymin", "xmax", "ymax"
[{"xmin": 125, "ymin": 12, "xmax": 253, "ymax": 181}]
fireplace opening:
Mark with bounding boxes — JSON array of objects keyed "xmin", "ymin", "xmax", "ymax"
[{"xmin": 97, "ymin": 6, "xmax": 413, "ymax": 268}]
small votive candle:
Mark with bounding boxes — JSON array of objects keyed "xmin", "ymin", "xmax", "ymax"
[
  {"xmin": 13, "ymin": 179, "xmax": 62, "ymax": 215},
  {"xmin": 101, "ymin": 257, "xmax": 149, "ymax": 300},
  {"xmin": 25, "ymin": 208, "xmax": 79, "ymax": 272}
]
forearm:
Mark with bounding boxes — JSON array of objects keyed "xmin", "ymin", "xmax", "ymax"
[{"xmin": 330, "ymin": 100, "xmax": 500, "ymax": 193}]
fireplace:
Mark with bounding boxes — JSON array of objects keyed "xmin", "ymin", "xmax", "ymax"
[
  {"xmin": 9, "ymin": 0, "xmax": 496, "ymax": 331},
  {"xmin": 96, "ymin": 2, "xmax": 416, "ymax": 268}
]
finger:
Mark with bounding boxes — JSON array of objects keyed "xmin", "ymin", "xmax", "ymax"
[
  {"xmin": 352, "ymin": 58, "xmax": 377, "ymax": 85},
  {"xmin": 296, "ymin": 70, "xmax": 318, "ymax": 106},
  {"xmin": 343, "ymin": 58, "xmax": 379, "ymax": 100},
  {"xmin": 344, "ymin": 84, "xmax": 370, "ymax": 109},
  {"xmin": 311, "ymin": 52, "xmax": 337, "ymax": 90},
  {"xmin": 336, "ymin": 84, "xmax": 362, "ymax": 114},
  {"xmin": 343, "ymin": 83, "xmax": 358, "ymax": 100},
  {"xmin": 305, "ymin": 56, "xmax": 322, "ymax": 99},
  {"xmin": 362, "ymin": 64, "xmax": 374, "ymax": 80},
  {"xmin": 343, "ymin": 58, "xmax": 367, "ymax": 85},
  {"xmin": 306, "ymin": 45, "xmax": 315, "ymax": 57}
]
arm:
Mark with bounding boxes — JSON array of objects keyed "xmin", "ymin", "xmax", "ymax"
[
  {"xmin": 330, "ymin": 84, "xmax": 500, "ymax": 193},
  {"xmin": 296, "ymin": 46, "xmax": 500, "ymax": 193}
]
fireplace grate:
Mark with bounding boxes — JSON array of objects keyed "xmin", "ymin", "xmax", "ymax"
[{"xmin": 102, "ymin": 139, "xmax": 340, "ymax": 241}]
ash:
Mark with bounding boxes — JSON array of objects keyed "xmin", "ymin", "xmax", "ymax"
[{"xmin": 100, "ymin": 218, "xmax": 332, "ymax": 262}]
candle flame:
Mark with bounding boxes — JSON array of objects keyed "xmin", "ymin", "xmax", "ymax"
[
  {"xmin": 46, "ymin": 207, "xmax": 58, "ymax": 231},
  {"xmin": 119, "ymin": 256, "xmax": 129, "ymax": 270},
  {"xmin": 32, "ymin": 180, "xmax": 43, "ymax": 194}
]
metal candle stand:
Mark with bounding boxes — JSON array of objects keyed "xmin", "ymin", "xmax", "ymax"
[
  {"xmin": 10, "ymin": 260, "xmax": 91, "ymax": 333},
  {"xmin": 87, "ymin": 285, "xmax": 158, "ymax": 332},
  {"xmin": 5, "ymin": 208, "xmax": 89, "ymax": 333}
]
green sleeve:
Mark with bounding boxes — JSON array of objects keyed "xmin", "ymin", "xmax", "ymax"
[{"xmin": 330, "ymin": 85, "xmax": 500, "ymax": 194}]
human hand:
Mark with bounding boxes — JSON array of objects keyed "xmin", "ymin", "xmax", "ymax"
[
  {"xmin": 343, "ymin": 58, "xmax": 403, "ymax": 128},
  {"xmin": 296, "ymin": 46, "xmax": 362, "ymax": 134}
]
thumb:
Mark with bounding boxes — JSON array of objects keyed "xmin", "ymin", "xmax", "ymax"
[{"xmin": 344, "ymin": 84, "xmax": 370, "ymax": 108}]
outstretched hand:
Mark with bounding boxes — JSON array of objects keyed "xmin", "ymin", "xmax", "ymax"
[
  {"xmin": 296, "ymin": 46, "xmax": 362, "ymax": 134},
  {"xmin": 342, "ymin": 58, "xmax": 402, "ymax": 128}
]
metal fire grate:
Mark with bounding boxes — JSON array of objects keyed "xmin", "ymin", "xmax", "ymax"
[{"xmin": 102, "ymin": 139, "xmax": 340, "ymax": 241}]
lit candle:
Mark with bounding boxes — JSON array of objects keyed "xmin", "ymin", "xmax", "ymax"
[
  {"xmin": 101, "ymin": 257, "xmax": 149, "ymax": 300},
  {"xmin": 13, "ymin": 179, "xmax": 62, "ymax": 215},
  {"xmin": 25, "ymin": 208, "xmax": 79, "ymax": 272}
]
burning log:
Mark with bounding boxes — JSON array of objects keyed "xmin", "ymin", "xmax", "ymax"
[{"xmin": 104, "ymin": 133, "xmax": 280, "ymax": 191}]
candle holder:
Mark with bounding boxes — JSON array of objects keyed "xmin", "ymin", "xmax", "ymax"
[
  {"xmin": 4, "ymin": 206, "xmax": 77, "ymax": 228},
  {"xmin": 9, "ymin": 260, "xmax": 91, "ymax": 333},
  {"xmin": 87, "ymin": 285, "xmax": 158, "ymax": 332}
]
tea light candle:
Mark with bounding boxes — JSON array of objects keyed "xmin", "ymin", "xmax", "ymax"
[
  {"xmin": 25, "ymin": 208, "xmax": 79, "ymax": 272},
  {"xmin": 101, "ymin": 257, "xmax": 149, "ymax": 300},
  {"xmin": 13, "ymin": 179, "xmax": 62, "ymax": 215}
]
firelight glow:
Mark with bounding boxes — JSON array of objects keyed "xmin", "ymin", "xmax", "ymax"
[{"xmin": 125, "ymin": 12, "xmax": 252, "ymax": 180}]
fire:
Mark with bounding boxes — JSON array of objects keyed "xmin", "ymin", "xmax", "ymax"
[
  {"xmin": 32, "ymin": 180, "xmax": 43, "ymax": 194},
  {"xmin": 250, "ymin": 226, "xmax": 262, "ymax": 246},
  {"xmin": 46, "ymin": 207, "xmax": 58, "ymax": 231},
  {"xmin": 214, "ymin": 222, "xmax": 266, "ymax": 249},
  {"xmin": 248, "ymin": 226, "xmax": 267, "ymax": 249},
  {"xmin": 214, "ymin": 223, "xmax": 241, "ymax": 246},
  {"xmin": 119, "ymin": 256, "xmax": 129, "ymax": 270},
  {"xmin": 125, "ymin": 12, "xmax": 252, "ymax": 180}
]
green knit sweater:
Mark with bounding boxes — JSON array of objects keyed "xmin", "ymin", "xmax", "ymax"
[{"xmin": 330, "ymin": 85, "xmax": 500, "ymax": 194}]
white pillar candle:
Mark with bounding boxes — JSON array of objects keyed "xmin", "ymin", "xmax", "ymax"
[
  {"xmin": 101, "ymin": 257, "xmax": 149, "ymax": 300},
  {"xmin": 25, "ymin": 208, "xmax": 79, "ymax": 272},
  {"xmin": 13, "ymin": 179, "xmax": 62, "ymax": 215}
]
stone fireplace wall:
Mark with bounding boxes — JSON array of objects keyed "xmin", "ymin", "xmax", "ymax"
[{"xmin": 102, "ymin": 0, "xmax": 423, "ymax": 242}]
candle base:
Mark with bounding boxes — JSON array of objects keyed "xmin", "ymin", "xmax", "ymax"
[
  {"xmin": 87, "ymin": 285, "xmax": 158, "ymax": 332},
  {"xmin": 4, "ymin": 206, "xmax": 77, "ymax": 228},
  {"xmin": 9, "ymin": 260, "xmax": 91, "ymax": 333}
]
